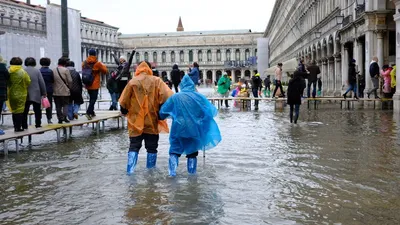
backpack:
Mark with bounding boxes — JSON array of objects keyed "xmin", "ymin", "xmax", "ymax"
[{"xmin": 82, "ymin": 61, "xmax": 95, "ymax": 86}]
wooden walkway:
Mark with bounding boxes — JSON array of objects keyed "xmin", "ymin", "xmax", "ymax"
[{"xmin": 0, "ymin": 112, "xmax": 124, "ymax": 155}]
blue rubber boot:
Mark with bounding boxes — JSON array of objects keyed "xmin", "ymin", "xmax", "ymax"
[
  {"xmin": 127, "ymin": 152, "xmax": 139, "ymax": 175},
  {"xmin": 146, "ymin": 153, "xmax": 157, "ymax": 169},
  {"xmin": 168, "ymin": 154, "xmax": 179, "ymax": 177},
  {"xmin": 187, "ymin": 157, "xmax": 197, "ymax": 175}
]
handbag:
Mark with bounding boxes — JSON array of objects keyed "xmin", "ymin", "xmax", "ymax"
[
  {"xmin": 41, "ymin": 97, "xmax": 51, "ymax": 109},
  {"xmin": 56, "ymin": 68, "xmax": 70, "ymax": 90}
]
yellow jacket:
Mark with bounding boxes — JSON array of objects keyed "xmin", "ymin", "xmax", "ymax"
[{"xmin": 391, "ymin": 65, "xmax": 396, "ymax": 88}]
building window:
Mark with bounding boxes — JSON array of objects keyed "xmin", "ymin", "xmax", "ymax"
[
  {"xmin": 189, "ymin": 50, "xmax": 193, "ymax": 62},
  {"xmin": 171, "ymin": 51, "xmax": 175, "ymax": 62},
  {"xmin": 226, "ymin": 50, "xmax": 231, "ymax": 61},
  {"xmin": 162, "ymin": 51, "xmax": 166, "ymax": 63},
  {"xmin": 217, "ymin": 50, "xmax": 221, "ymax": 61},
  {"xmin": 136, "ymin": 53, "xmax": 140, "ymax": 63},
  {"xmin": 180, "ymin": 51, "xmax": 184, "ymax": 62},
  {"xmin": 198, "ymin": 50, "xmax": 203, "ymax": 62},
  {"xmin": 153, "ymin": 52, "xmax": 157, "ymax": 62},
  {"xmin": 144, "ymin": 52, "xmax": 149, "ymax": 61},
  {"xmin": 235, "ymin": 49, "xmax": 240, "ymax": 61},
  {"xmin": 207, "ymin": 50, "xmax": 212, "ymax": 62},
  {"xmin": 245, "ymin": 49, "xmax": 250, "ymax": 60}
]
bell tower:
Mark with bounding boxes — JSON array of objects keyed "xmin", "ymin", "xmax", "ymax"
[{"xmin": 177, "ymin": 16, "xmax": 184, "ymax": 32}]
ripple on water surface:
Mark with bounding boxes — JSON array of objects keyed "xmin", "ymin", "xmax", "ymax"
[{"xmin": 1, "ymin": 103, "xmax": 400, "ymax": 224}]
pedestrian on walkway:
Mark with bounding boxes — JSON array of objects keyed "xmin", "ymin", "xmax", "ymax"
[
  {"xmin": 53, "ymin": 57, "xmax": 72, "ymax": 124},
  {"xmin": 107, "ymin": 69, "xmax": 119, "ymax": 111},
  {"xmin": 273, "ymin": 63, "xmax": 285, "ymax": 98},
  {"xmin": 160, "ymin": 75, "xmax": 221, "ymax": 177},
  {"xmin": 343, "ymin": 59, "xmax": 359, "ymax": 99},
  {"xmin": 381, "ymin": 65, "xmax": 393, "ymax": 98},
  {"xmin": 83, "ymin": 49, "xmax": 108, "ymax": 120},
  {"xmin": 0, "ymin": 55, "xmax": 9, "ymax": 135},
  {"xmin": 119, "ymin": 61, "xmax": 173, "ymax": 175},
  {"xmin": 217, "ymin": 72, "xmax": 231, "ymax": 108},
  {"xmin": 287, "ymin": 69, "xmax": 307, "ymax": 124},
  {"xmin": 111, "ymin": 49, "xmax": 135, "ymax": 114},
  {"xmin": 306, "ymin": 60, "xmax": 320, "ymax": 98},
  {"xmin": 251, "ymin": 72, "xmax": 262, "ymax": 110},
  {"xmin": 66, "ymin": 61, "xmax": 83, "ymax": 120},
  {"xmin": 264, "ymin": 75, "xmax": 271, "ymax": 97},
  {"xmin": 23, "ymin": 57, "xmax": 46, "ymax": 129},
  {"xmin": 188, "ymin": 62, "xmax": 200, "ymax": 86},
  {"xmin": 171, "ymin": 64, "xmax": 181, "ymax": 93},
  {"xmin": 40, "ymin": 58, "xmax": 54, "ymax": 124},
  {"xmin": 367, "ymin": 56, "xmax": 380, "ymax": 99},
  {"xmin": 8, "ymin": 57, "xmax": 31, "ymax": 132}
]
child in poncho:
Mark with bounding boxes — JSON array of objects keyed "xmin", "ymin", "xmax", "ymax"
[{"xmin": 159, "ymin": 75, "xmax": 222, "ymax": 176}]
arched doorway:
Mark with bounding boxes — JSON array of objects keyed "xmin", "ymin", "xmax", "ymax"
[
  {"xmin": 207, "ymin": 70, "xmax": 212, "ymax": 80},
  {"xmin": 245, "ymin": 70, "xmax": 251, "ymax": 78},
  {"xmin": 216, "ymin": 70, "xmax": 222, "ymax": 82},
  {"xmin": 235, "ymin": 70, "xmax": 241, "ymax": 83}
]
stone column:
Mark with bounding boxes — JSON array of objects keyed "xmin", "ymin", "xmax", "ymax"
[
  {"xmin": 231, "ymin": 70, "xmax": 236, "ymax": 84},
  {"xmin": 329, "ymin": 58, "xmax": 335, "ymax": 96},
  {"xmin": 193, "ymin": 49, "xmax": 198, "ymax": 62},
  {"xmin": 393, "ymin": 1, "xmax": 400, "ymax": 114},
  {"xmin": 82, "ymin": 47, "xmax": 86, "ymax": 62},
  {"xmin": 231, "ymin": 49, "xmax": 235, "ymax": 61},
  {"xmin": 241, "ymin": 69, "xmax": 245, "ymax": 78},
  {"xmin": 357, "ymin": 39, "xmax": 364, "ymax": 94},
  {"xmin": 212, "ymin": 49, "xmax": 217, "ymax": 64},
  {"xmin": 167, "ymin": 71, "xmax": 171, "ymax": 80},
  {"xmin": 212, "ymin": 70, "xmax": 216, "ymax": 84},
  {"xmin": 364, "ymin": 30, "xmax": 374, "ymax": 95},
  {"xmin": 221, "ymin": 49, "xmax": 226, "ymax": 62},
  {"xmin": 184, "ymin": 49, "xmax": 189, "ymax": 63},
  {"xmin": 377, "ymin": 31, "xmax": 384, "ymax": 69},
  {"xmin": 341, "ymin": 45, "xmax": 349, "ymax": 93},
  {"xmin": 323, "ymin": 60, "xmax": 328, "ymax": 95},
  {"xmin": 167, "ymin": 51, "xmax": 171, "ymax": 63},
  {"xmin": 334, "ymin": 54, "xmax": 342, "ymax": 96}
]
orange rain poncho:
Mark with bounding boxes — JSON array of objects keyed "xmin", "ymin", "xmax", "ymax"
[{"xmin": 119, "ymin": 62, "xmax": 174, "ymax": 137}]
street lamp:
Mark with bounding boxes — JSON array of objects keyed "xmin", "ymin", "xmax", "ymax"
[
  {"xmin": 356, "ymin": 0, "xmax": 365, "ymax": 6},
  {"xmin": 336, "ymin": 15, "xmax": 344, "ymax": 25}
]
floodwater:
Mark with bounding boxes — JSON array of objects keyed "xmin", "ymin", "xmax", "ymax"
[{"xmin": 1, "ymin": 87, "xmax": 400, "ymax": 225}]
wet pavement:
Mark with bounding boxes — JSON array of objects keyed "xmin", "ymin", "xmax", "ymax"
[{"xmin": 1, "ymin": 87, "xmax": 400, "ymax": 225}]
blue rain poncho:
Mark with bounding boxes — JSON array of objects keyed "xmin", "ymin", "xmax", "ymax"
[{"xmin": 159, "ymin": 75, "xmax": 221, "ymax": 155}]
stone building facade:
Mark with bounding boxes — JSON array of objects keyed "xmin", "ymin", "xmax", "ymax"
[
  {"xmin": 0, "ymin": 0, "xmax": 123, "ymax": 70},
  {"xmin": 120, "ymin": 19, "xmax": 263, "ymax": 84},
  {"xmin": 264, "ymin": 0, "xmax": 398, "ymax": 99}
]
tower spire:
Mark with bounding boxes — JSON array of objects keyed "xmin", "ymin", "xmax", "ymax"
[{"xmin": 177, "ymin": 16, "xmax": 184, "ymax": 32}]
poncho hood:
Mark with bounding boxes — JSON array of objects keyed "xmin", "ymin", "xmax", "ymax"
[
  {"xmin": 135, "ymin": 61, "xmax": 153, "ymax": 76},
  {"xmin": 180, "ymin": 74, "xmax": 195, "ymax": 92}
]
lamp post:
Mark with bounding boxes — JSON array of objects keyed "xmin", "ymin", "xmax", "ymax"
[
  {"xmin": 336, "ymin": 15, "xmax": 344, "ymax": 25},
  {"xmin": 61, "ymin": 0, "xmax": 69, "ymax": 58}
]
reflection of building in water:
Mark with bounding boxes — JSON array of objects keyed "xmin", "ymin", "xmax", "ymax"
[
  {"xmin": 264, "ymin": 0, "xmax": 397, "ymax": 99},
  {"xmin": 120, "ymin": 17, "xmax": 263, "ymax": 84}
]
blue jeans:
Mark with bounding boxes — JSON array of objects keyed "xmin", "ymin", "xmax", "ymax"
[
  {"xmin": 344, "ymin": 83, "xmax": 357, "ymax": 96},
  {"xmin": 110, "ymin": 92, "xmax": 119, "ymax": 109},
  {"xmin": 289, "ymin": 104, "xmax": 300, "ymax": 123},
  {"xmin": 307, "ymin": 80, "xmax": 317, "ymax": 98},
  {"xmin": 87, "ymin": 89, "xmax": 98, "ymax": 116},
  {"xmin": 68, "ymin": 104, "xmax": 80, "ymax": 120}
]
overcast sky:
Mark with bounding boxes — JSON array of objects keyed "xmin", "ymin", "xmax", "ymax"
[{"xmin": 28, "ymin": 0, "xmax": 273, "ymax": 34}]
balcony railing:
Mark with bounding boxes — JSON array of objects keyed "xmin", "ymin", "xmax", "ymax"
[
  {"xmin": 342, "ymin": 15, "xmax": 353, "ymax": 27},
  {"xmin": 355, "ymin": 4, "xmax": 366, "ymax": 19},
  {"xmin": 0, "ymin": 15, "xmax": 46, "ymax": 34}
]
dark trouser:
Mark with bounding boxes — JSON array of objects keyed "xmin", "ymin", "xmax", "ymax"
[
  {"xmin": 45, "ymin": 92, "xmax": 53, "ymax": 121},
  {"xmin": 344, "ymin": 83, "xmax": 357, "ymax": 96},
  {"xmin": 368, "ymin": 77, "xmax": 379, "ymax": 97},
  {"xmin": 118, "ymin": 81, "xmax": 129, "ymax": 114},
  {"xmin": 273, "ymin": 80, "xmax": 284, "ymax": 97},
  {"xmin": 23, "ymin": 101, "xmax": 42, "ymax": 128},
  {"xmin": 129, "ymin": 134, "xmax": 159, "ymax": 153},
  {"xmin": 252, "ymin": 89, "xmax": 259, "ymax": 106},
  {"xmin": 289, "ymin": 104, "xmax": 300, "ymax": 123},
  {"xmin": 12, "ymin": 113, "xmax": 24, "ymax": 131},
  {"xmin": 86, "ymin": 89, "xmax": 98, "ymax": 116},
  {"xmin": 172, "ymin": 82, "xmax": 180, "ymax": 93},
  {"xmin": 307, "ymin": 80, "xmax": 317, "ymax": 98},
  {"xmin": 172, "ymin": 151, "xmax": 199, "ymax": 159},
  {"xmin": 54, "ymin": 96, "xmax": 69, "ymax": 121}
]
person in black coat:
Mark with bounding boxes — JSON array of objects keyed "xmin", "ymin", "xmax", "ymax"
[
  {"xmin": 0, "ymin": 56, "xmax": 9, "ymax": 135},
  {"xmin": 171, "ymin": 64, "xmax": 181, "ymax": 93},
  {"xmin": 343, "ymin": 59, "xmax": 358, "ymax": 99},
  {"xmin": 287, "ymin": 70, "xmax": 307, "ymax": 124}
]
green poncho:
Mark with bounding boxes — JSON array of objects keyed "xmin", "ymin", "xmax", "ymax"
[
  {"xmin": 217, "ymin": 75, "xmax": 231, "ymax": 95},
  {"xmin": 7, "ymin": 66, "xmax": 31, "ymax": 114}
]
